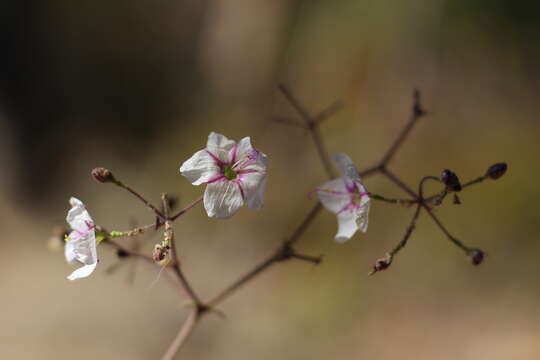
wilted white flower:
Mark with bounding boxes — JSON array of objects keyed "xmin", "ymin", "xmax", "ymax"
[
  {"xmin": 64, "ymin": 197, "xmax": 98, "ymax": 280},
  {"xmin": 316, "ymin": 153, "xmax": 370, "ymax": 242},
  {"xmin": 180, "ymin": 132, "xmax": 267, "ymax": 219}
]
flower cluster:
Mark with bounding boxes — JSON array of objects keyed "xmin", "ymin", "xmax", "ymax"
[{"xmin": 63, "ymin": 132, "xmax": 370, "ymax": 280}]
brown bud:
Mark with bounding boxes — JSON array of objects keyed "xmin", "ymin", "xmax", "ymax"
[
  {"xmin": 453, "ymin": 194, "xmax": 461, "ymax": 205},
  {"xmin": 485, "ymin": 163, "xmax": 507, "ymax": 180},
  {"xmin": 91, "ymin": 167, "xmax": 115, "ymax": 183},
  {"xmin": 369, "ymin": 254, "xmax": 393, "ymax": 275},
  {"xmin": 469, "ymin": 249, "xmax": 485, "ymax": 266},
  {"xmin": 441, "ymin": 169, "xmax": 462, "ymax": 192}
]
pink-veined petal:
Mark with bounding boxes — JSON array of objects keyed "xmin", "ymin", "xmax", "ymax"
[
  {"xmin": 233, "ymin": 137, "xmax": 267, "ymax": 173},
  {"xmin": 204, "ymin": 180, "xmax": 245, "ymax": 219},
  {"xmin": 207, "ymin": 132, "xmax": 236, "ymax": 163},
  {"xmin": 66, "ymin": 197, "xmax": 94, "ymax": 233},
  {"xmin": 317, "ymin": 178, "xmax": 350, "ymax": 214},
  {"xmin": 180, "ymin": 149, "xmax": 221, "ymax": 185},
  {"xmin": 65, "ymin": 197, "xmax": 98, "ymax": 280}
]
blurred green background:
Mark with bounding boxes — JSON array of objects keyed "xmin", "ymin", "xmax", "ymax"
[{"xmin": 1, "ymin": 0, "xmax": 539, "ymax": 359}]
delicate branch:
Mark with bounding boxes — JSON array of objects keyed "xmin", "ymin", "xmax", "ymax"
[
  {"xmin": 170, "ymin": 196, "xmax": 204, "ymax": 221},
  {"xmin": 103, "ymin": 237, "xmax": 156, "ymax": 264},
  {"xmin": 380, "ymin": 89, "xmax": 425, "ymax": 165},
  {"xmin": 161, "ymin": 309, "xmax": 200, "ymax": 360},
  {"xmin": 107, "ymin": 222, "xmax": 160, "ymax": 238},
  {"xmin": 370, "ymin": 194, "xmax": 415, "ymax": 206},
  {"xmin": 207, "ymin": 203, "xmax": 324, "ymax": 307},
  {"xmin": 81, "ymin": 86, "xmax": 504, "ymax": 358},
  {"xmin": 162, "ymin": 194, "xmax": 203, "ymax": 306},
  {"xmin": 278, "ymin": 84, "xmax": 337, "ymax": 178},
  {"xmin": 113, "ymin": 179, "xmax": 165, "ymax": 218},
  {"xmin": 313, "ymin": 100, "xmax": 343, "ymax": 126},
  {"xmin": 379, "ymin": 167, "xmax": 419, "ymax": 199}
]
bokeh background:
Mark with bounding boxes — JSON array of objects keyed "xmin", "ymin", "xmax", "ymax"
[{"xmin": 1, "ymin": 1, "xmax": 539, "ymax": 359}]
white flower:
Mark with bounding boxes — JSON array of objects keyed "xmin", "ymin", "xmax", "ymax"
[
  {"xmin": 64, "ymin": 197, "xmax": 98, "ymax": 280},
  {"xmin": 316, "ymin": 153, "xmax": 370, "ymax": 243},
  {"xmin": 180, "ymin": 132, "xmax": 268, "ymax": 219}
]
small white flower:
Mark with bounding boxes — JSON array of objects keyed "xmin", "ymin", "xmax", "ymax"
[
  {"xmin": 64, "ymin": 197, "xmax": 98, "ymax": 280},
  {"xmin": 316, "ymin": 153, "xmax": 370, "ymax": 243},
  {"xmin": 180, "ymin": 132, "xmax": 268, "ymax": 219}
]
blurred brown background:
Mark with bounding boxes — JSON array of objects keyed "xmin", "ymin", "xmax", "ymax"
[{"xmin": 1, "ymin": 0, "xmax": 539, "ymax": 359}]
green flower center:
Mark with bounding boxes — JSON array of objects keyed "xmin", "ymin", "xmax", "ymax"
[{"xmin": 223, "ymin": 165, "xmax": 237, "ymax": 180}]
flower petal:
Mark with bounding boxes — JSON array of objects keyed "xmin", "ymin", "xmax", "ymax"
[
  {"xmin": 316, "ymin": 178, "xmax": 350, "ymax": 214},
  {"xmin": 332, "ymin": 152, "xmax": 361, "ymax": 181},
  {"xmin": 65, "ymin": 197, "xmax": 98, "ymax": 280},
  {"xmin": 180, "ymin": 149, "xmax": 221, "ymax": 185},
  {"xmin": 66, "ymin": 197, "xmax": 94, "ymax": 232},
  {"xmin": 233, "ymin": 137, "xmax": 268, "ymax": 172},
  {"xmin": 207, "ymin": 132, "xmax": 236, "ymax": 163},
  {"xmin": 64, "ymin": 240, "xmax": 77, "ymax": 264},
  {"xmin": 67, "ymin": 263, "xmax": 98, "ymax": 281},
  {"xmin": 335, "ymin": 210, "xmax": 359, "ymax": 243},
  {"xmin": 245, "ymin": 175, "xmax": 267, "ymax": 210},
  {"xmin": 356, "ymin": 200, "xmax": 370, "ymax": 233},
  {"xmin": 204, "ymin": 180, "xmax": 245, "ymax": 219}
]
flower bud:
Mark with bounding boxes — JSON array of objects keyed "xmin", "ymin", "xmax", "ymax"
[
  {"xmin": 469, "ymin": 249, "xmax": 485, "ymax": 266},
  {"xmin": 369, "ymin": 253, "xmax": 393, "ymax": 275},
  {"xmin": 485, "ymin": 163, "xmax": 507, "ymax": 180},
  {"xmin": 91, "ymin": 167, "xmax": 115, "ymax": 183},
  {"xmin": 152, "ymin": 243, "xmax": 168, "ymax": 262},
  {"xmin": 441, "ymin": 169, "xmax": 462, "ymax": 192}
]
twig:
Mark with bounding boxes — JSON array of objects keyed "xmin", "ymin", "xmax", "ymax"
[
  {"xmin": 278, "ymin": 84, "xmax": 337, "ymax": 178},
  {"xmin": 170, "ymin": 196, "xmax": 204, "ymax": 221},
  {"xmin": 162, "ymin": 194, "xmax": 203, "ymax": 305},
  {"xmin": 380, "ymin": 89, "xmax": 425, "ymax": 165},
  {"xmin": 161, "ymin": 309, "xmax": 200, "ymax": 360},
  {"xmin": 112, "ymin": 179, "xmax": 164, "ymax": 219}
]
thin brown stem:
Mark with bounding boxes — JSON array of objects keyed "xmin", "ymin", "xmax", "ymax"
[
  {"xmin": 278, "ymin": 84, "xmax": 337, "ymax": 178},
  {"xmin": 207, "ymin": 253, "xmax": 276, "ymax": 307},
  {"xmin": 162, "ymin": 194, "xmax": 203, "ymax": 305},
  {"xmin": 390, "ymin": 203, "xmax": 422, "ymax": 257},
  {"xmin": 313, "ymin": 100, "xmax": 343, "ymax": 126},
  {"xmin": 161, "ymin": 309, "xmax": 200, "ymax": 360},
  {"xmin": 104, "ymin": 238, "xmax": 156, "ymax": 264},
  {"xmin": 170, "ymin": 196, "xmax": 204, "ymax": 221},
  {"xmin": 112, "ymin": 179, "xmax": 164, "ymax": 218},
  {"xmin": 208, "ymin": 202, "xmax": 323, "ymax": 307},
  {"xmin": 424, "ymin": 208, "xmax": 472, "ymax": 254},
  {"xmin": 381, "ymin": 89, "xmax": 424, "ymax": 165},
  {"xmin": 370, "ymin": 194, "xmax": 416, "ymax": 206},
  {"xmin": 107, "ymin": 222, "xmax": 160, "ymax": 238},
  {"xmin": 359, "ymin": 164, "xmax": 383, "ymax": 178},
  {"xmin": 380, "ymin": 167, "xmax": 419, "ymax": 199}
]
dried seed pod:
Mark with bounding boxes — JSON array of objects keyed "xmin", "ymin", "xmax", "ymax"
[
  {"xmin": 441, "ymin": 169, "xmax": 462, "ymax": 192},
  {"xmin": 485, "ymin": 163, "xmax": 507, "ymax": 180}
]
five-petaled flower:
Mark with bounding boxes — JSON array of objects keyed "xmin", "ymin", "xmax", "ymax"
[
  {"xmin": 64, "ymin": 197, "xmax": 98, "ymax": 280},
  {"xmin": 180, "ymin": 132, "xmax": 268, "ymax": 219},
  {"xmin": 316, "ymin": 153, "xmax": 370, "ymax": 242}
]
